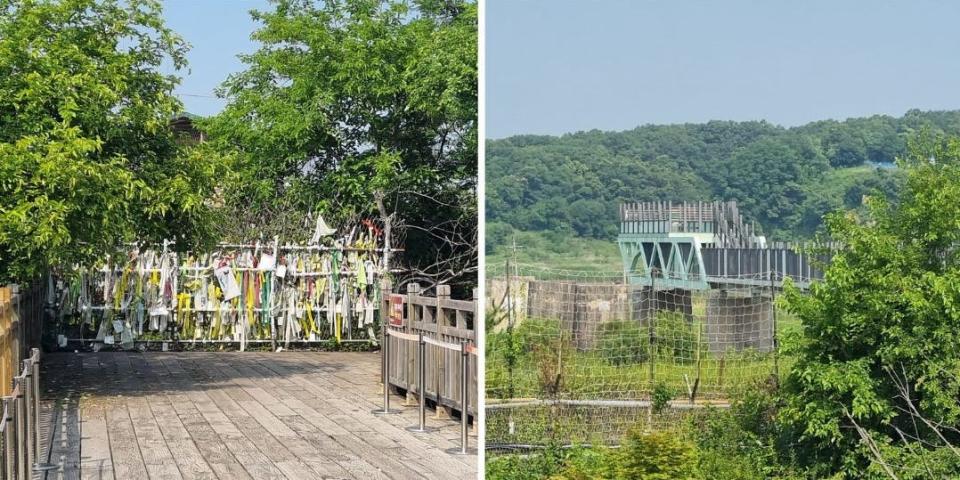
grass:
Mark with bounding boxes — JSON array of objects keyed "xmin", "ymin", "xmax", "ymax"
[
  {"xmin": 488, "ymin": 230, "xmax": 621, "ymax": 275},
  {"xmin": 487, "ymin": 308, "xmax": 801, "ymax": 400},
  {"xmin": 486, "ymin": 309, "xmax": 803, "ymax": 448},
  {"xmin": 487, "ymin": 342, "xmax": 787, "ymax": 402},
  {"xmin": 486, "ymin": 403, "xmax": 710, "ymax": 447},
  {"xmin": 810, "ymin": 164, "xmax": 888, "ymax": 202}
]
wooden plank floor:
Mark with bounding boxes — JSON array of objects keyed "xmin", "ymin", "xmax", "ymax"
[{"xmin": 36, "ymin": 351, "xmax": 477, "ymax": 480}]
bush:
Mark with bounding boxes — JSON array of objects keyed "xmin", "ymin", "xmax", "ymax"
[
  {"xmin": 486, "ymin": 446, "xmax": 565, "ymax": 480},
  {"xmin": 514, "ymin": 318, "xmax": 565, "ymax": 351},
  {"xmin": 486, "ymin": 445, "xmax": 607, "ymax": 480},
  {"xmin": 653, "ymin": 311, "xmax": 700, "ymax": 363},
  {"xmin": 651, "ymin": 382, "xmax": 674, "ymax": 414},
  {"xmin": 614, "ymin": 428, "xmax": 699, "ymax": 480},
  {"xmin": 690, "ymin": 384, "xmax": 800, "ymax": 480},
  {"xmin": 487, "ymin": 318, "xmax": 566, "ymax": 374},
  {"xmin": 596, "ymin": 320, "xmax": 649, "ymax": 365},
  {"xmin": 550, "ymin": 446, "xmax": 614, "ymax": 480}
]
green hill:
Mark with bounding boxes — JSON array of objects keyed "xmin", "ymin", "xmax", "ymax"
[{"xmin": 486, "ymin": 110, "xmax": 960, "ymax": 257}]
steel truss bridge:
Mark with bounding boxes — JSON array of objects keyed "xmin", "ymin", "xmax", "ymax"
[{"xmin": 618, "ymin": 201, "xmax": 830, "ymax": 290}]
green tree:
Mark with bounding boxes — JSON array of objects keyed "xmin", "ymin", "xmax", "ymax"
[
  {"xmin": 485, "ymin": 111, "xmax": 951, "ymax": 252},
  {"xmin": 205, "ymin": 0, "xmax": 477, "ymax": 288},
  {"xmin": 782, "ymin": 132, "xmax": 960, "ymax": 477},
  {"xmin": 722, "ymin": 137, "xmax": 827, "ymax": 236},
  {"xmin": 0, "ymin": 0, "xmax": 224, "ymax": 282}
]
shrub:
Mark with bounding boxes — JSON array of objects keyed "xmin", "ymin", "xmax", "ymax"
[
  {"xmin": 597, "ymin": 320, "xmax": 649, "ymax": 365},
  {"xmin": 532, "ymin": 330, "xmax": 572, "ymax": 397},
  {"xmin": 690, "ymin": 383, "xmax": 800, "ymax": 480},
  {"xmin": 486, "ymin": 446, "xmax": 565, "ymax": 480},
  {"xmin": 614, "ymin": 428, "xmax": 699, "ymax": 480},
  {"xmin": 514, "ymin": 318, "xmax": 566, "ymax": 353},
  {"xmin": 653, "ymin": 311, "xmax": 700, "ymax": 363},
  {"xmin": 550, "ymin": 446, "xmax": 614, "ymax": 480},
  {"xmin": 651, "ymin": 382, "xmax": 674, "ymax": 414}
]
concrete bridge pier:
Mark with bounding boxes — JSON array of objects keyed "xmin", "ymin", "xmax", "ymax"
[
  {"xmin": 630, "ymin": 287, "xmax": 694, "ymax": 325},
  {"xmin": 705, "ymin": 288, "xmax": 773, "ymax": 354}
]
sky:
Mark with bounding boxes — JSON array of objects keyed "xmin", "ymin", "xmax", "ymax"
[
  {"xmin": 487, "ymin": 0, "xmax": 960, "ymax": 139},
  {"xmin": 161, "ymin": 0, "xmax": 270, "ymax": 117}
]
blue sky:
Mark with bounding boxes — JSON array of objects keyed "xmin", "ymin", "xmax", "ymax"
[
  {"xmin": 162, "ymin": 0, "xmax": 270, "ymax": 117},
  {"xmin": 487, "ymin": 0, "xmax": 960, "ymax": 139}
]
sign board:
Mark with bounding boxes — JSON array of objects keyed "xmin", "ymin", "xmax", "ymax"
[{"xmin": 389, "ymin": 294, "xmax": 405, "ymax": 327}]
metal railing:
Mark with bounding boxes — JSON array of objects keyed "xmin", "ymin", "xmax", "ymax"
[
  {"xmin": 1, "ymin": 348, "xmax": 55, "ymax": 479},
  {"xmin": 374, "ymin": 326, "xmax": 477, "ymax": 455},
  {"xmin": 383, "ymin": 282, "xmax": 478, "ymax": 415}
]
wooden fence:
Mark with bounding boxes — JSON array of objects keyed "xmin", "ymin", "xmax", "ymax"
[
  {"xmin": 383, "ymin": 282, "xmax": 478, "ymax": 419},
  {"xmin": 0, "ymin": 283, "xmax": 42, "ymax": 397}
]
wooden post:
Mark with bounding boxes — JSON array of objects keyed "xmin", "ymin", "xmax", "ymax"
[
  {"xmin": 648, "ymin": 271, "xmax": 657, "ymax": 390},
  {"xmin": 436, "ymin": 284, "xmax": 450, "ymax": 417},
  {"xmin": 0, "ymin": 288, "xmax": 7, "ymax": 396},
  {"xmin": 404, "ymin": 283, "xmax": 420, "ymax": 405},
  {"xmin": 471, "ymin": 287, "xmax": 478, "ymax": 421},
  {"xmin": 770, "ymin": 272, "xmax": 780, "ymax": 387}
]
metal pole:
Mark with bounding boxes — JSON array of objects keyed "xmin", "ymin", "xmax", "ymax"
[
  {"xmin": 381, "ymin": 325, "xmax": 386, "ymax": 393},
  {"xmin": 418, "ymin": 335, "xmax": 426, "ymax": 429},
  {"xmin": 648, "ymin": 270, "xmax": 657, "ymax": 389},
  {"xmin": 22, "ymin": 361, "xmax": 33, "ymax": 473},
  {"xmin": 445, "ymin": 345, "xmax": 471, "ymax": 457},
  {"xmin": 372, "ymin": 325, "xmax": 398, "ymax": 415},
  {"xmin": 3, "ymin": 397, "xmax": 13, "ymax": 480},
  {"xmin": 407, "ymin": 334, "xmax": 431, "ymax": 432},
  {"xmin": 16, "ymin": 380, "xmax": 27, "ymax": 480},
  {"xmin": 460, "ymin": 341, "xmax": 469, "ymax": 454},
  {"xmin": 31, "ymin": 350, "xmax": 56, "ymax": 472},
  {"xmin": 383, "ymin": 326, "xmax": 390, "ymax": 410}
]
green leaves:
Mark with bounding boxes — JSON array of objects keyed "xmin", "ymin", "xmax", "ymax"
[
  {"xmin": 206, "ymin": 0, "xmax": 477, "ymax": 286},
  {"xmin": 781, "ymin": 132, "xmax": 960, "ymax": 476},
  {"xmin": 0, "ymin": 0, "xmax": 225, "ymax": 282}
]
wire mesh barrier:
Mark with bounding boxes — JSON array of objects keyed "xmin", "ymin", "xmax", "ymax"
[
  {"xmin": 374, "ymin": 283, "xmax": 478, "ymax": 454},
  {"xmin": 486, "ymin": 265, "xmax": 801, "ymax": 450},
  {"xmin": 49, "ymin": 238, "xmax": 400, "ymax": 350}
]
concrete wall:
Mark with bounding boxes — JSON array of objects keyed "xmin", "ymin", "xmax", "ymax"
[
  {"xmin": 705, "ymin": 288, "xmax": 773, "ymax": 353},
  {"xmin": 487, "ymin": 278, "xmax": 774, "ymax": 354},
  {"xmin": 569, "ymin": 283, "xmax": 632, "ymax": 351},
  {"xmin": 630, "ymin": 288, "xmax": 694, "ymax": 325},
  {"xmin": 486, "ymin": 278, "xmax": 530, "ymax": 333}
]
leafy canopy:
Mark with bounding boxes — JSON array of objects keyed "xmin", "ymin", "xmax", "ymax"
[
  {"xmin": 0, "ymin": 0, "xmax": 225, "ymax": 282},
  {"xmin": 782, "ymin": 132, "xmax": 960, "ymax": 477},
  {"xmin": 484, "ymin": 111, "xmax": 960, "ymax": 247},
  {"xmin": 205, "ymin": 0, "xmax": 477, "ymax": 287}
]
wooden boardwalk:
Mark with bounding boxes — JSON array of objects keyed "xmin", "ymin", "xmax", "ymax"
[{"xmin": 36, "ymin": 351, "xmax": 476, "ymax": 480}]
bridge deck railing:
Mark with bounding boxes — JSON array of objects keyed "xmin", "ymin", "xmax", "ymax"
[
  {"xmin": 382, "ymin": 282, "xmax": 478, "ymax": 418},
  {"xmin": 701, "ymin": 246, "xmax": 831, "ymax": 283}
]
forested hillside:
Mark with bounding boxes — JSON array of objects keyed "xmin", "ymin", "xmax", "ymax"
[{"xmin": 487, "ymin": 110, "xmax": 960, "ymax": 252}]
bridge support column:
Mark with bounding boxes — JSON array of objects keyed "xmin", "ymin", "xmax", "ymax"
[
  {"xmin": 631, "ymin": 287, "xmax": 694, "ymax": 325},
  {"xmin": 705, "ymin": 288, "xmax": 773, "ymax": 353},
  {"xmin": 571, "ymin": 284, "xmax": 631, "ymax": 351}
]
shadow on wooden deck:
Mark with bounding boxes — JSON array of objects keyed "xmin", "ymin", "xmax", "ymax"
[{"xmin": 35, "ymin": 351, "xmax": 476, "ymax": 480}]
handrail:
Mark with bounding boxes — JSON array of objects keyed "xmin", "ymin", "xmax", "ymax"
[
  {"xmin": 0, "ymin": 347, "xmax": 55, "ymax": 478},
  {"xmin": 422, "ymin": 335, "xmax": 462, "ymax": 351},
  {"xmin": 387, "ymin": 328, "xmax": 477, "ymax": 352},
  {"xmin": 385, "ymin": 330, "xmax": 420, "ymax": 342}
]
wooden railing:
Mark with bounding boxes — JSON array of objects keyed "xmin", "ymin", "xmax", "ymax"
[
  {"xmin": 0, "ymin": 287, "xmax": 25, "ymax": 398},
  {"xmin": 383, "ymin": 282, "xmax": 478, "ymax": 417}
]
